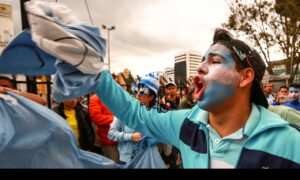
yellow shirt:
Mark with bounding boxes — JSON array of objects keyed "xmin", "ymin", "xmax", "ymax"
[{"xmin": 64, "ymin": 109, "xmax": 80, "ymax": 146}]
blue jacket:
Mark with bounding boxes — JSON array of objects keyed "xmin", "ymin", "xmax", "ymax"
[
  {"xmin": 283, "ymin": 101, "xmax": 300, "ymax": 111},
  {"xmin": 96, "ymin": 70, "xmax": 300, "ymax": 168},
  {"xmin": 108, "ymin": 117, "xmax": 136, "ymax": 163}
]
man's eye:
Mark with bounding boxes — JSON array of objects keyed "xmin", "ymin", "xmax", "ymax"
[
  {"xmin": 212, "ymin": 60, "xmax": 222, "ymax": 64},
  {"xmin": 212, "ymin": 58, "xmax": 222, "ymax": 64},
  {"xmin": 211, "ymin": 55, "xmax": 223, "ymax": 64}
]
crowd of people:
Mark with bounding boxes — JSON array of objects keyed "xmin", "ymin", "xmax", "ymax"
[
  {"xmin": 0, "ymin": 70, "xmax": 196, "ymax": 168},
  {"xmin": 0, "ymin": 1, "xmax": 299, "ymax": 169}
]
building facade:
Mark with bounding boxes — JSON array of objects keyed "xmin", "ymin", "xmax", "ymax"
[
  {"xmin": 164, "ymin": 67, "xmax": 175, "ymax": 83},
  {"xmin": 174, "ymin": 51, "xmax": 202, "ymax": 87}
]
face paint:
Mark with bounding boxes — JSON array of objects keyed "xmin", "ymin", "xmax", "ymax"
[
  {"xmin": 197, "ymin": 81, "xmax": 235, "ymax": 110},
  {"xmin": 289, "ymin": 87, "xmax": 299, "ymax": 94},
  {"xmin": 289, "ymin": 87, "xmax": 300, "ymax": 102},
  {"xmin": 203, "ymin": 45, "xmax": 235, "ymax": 69},
  {"xmin": 195, "ymin": 44, "xmax": 240, "ymax": 110}
]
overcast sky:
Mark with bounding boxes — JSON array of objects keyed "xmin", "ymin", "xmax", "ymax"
[{"xmin": 1, "ymin": 0, "xmax": 231, "ymax": 77}]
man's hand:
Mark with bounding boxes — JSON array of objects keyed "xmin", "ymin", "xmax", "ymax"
[
  {"xmin": 0, "ymin": 86, "xmax": 5, "ymax": 94},
  {"xmin": 276, "ymin": 94, "xmax": 286, "ymax": 104},
  {"xmin": 131, "ymin": 132, "xmax": 143, "ymax": 142}
]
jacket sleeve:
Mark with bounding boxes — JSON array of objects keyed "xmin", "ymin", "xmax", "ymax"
[
  {"xmin": 88, "ymin": 95, "xmax": 113, "ymax": 125},
  {"xmin": 96, "ymin": 70, "xmax": 190, "ymax": 148},
  {"xmin": 108, "ymin": 117, "xmax": 133, "ymax": 142}
]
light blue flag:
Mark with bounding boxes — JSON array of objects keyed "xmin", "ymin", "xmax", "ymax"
[
  {"xmin": 0, "ymin": 29, "xmax": 57, "ymax": 75},
  {"xmin": 0, "ymin": 92, "xmax": 120, "ymax": 168}
]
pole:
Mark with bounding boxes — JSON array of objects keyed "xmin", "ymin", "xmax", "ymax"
[
  {"xmin": 102, "ymin": 25, "xmax": 115, "ymax": 72},
  {"xmin": 108, "ymin": 30, "xmax": 111, "ymax": 71}
]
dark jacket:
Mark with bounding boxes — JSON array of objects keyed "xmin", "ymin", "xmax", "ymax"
[{"xmin": 53, "ymin": 103, "xmax": 95, "ymax": 151}]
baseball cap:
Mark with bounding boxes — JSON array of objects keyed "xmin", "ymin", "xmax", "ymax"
[{"xmin": 165, "ymin": 81, "xmax": 177, "ymax": 88}]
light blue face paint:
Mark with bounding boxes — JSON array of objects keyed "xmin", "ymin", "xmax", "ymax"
[
  {"xmin": 196, "ymin": 44, "xmax": 239, "ymax": 110},
  {"xmin": 289, "ymin": 87, "xmax": 300, "ymax": 102},
  {"xmin": 289, "ymin": 87, "xmax": 299, "ymax": 94},
  {"xmin": 197, "ymin": 80, "xmax": 235, "ymax": 110},
  {"xmin": 202, "ymin": 45, "xmax": 235, "ymax": 69}
]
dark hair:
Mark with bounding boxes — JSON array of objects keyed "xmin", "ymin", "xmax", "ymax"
[
  {"xmin": 148, "ymin": 89, "xmax": 157, "ymax": 108},
  {"xmin": 111, "ymin": 73, "xmax": 117, "ymax": 80},
  {"xmin": 289, "ymin": 84, "xmax": 300, "ymax": 89},
  {"xmin": 279, "ymin": 85, "xmax": 288, "ymax": 91},
  {"xmin": 263, "ymin": 82, "xmax": 273, "ymax": 89},
  {"xmin": 213, "ymin": 29, "xmax": 244, "ymax": 70},
  {"xmin": 213, "ymin": 29, "xmax": 266, "ymax": 81}
]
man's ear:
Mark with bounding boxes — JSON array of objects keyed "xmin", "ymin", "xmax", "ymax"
[{"xmin": 239, "ymin": 68, "xmax": 254, "ymax": 88}]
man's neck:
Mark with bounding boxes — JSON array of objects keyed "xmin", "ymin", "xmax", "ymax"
[{"xmin": 208, "ymin": 101, "xmax": 251, "ymax": 138}]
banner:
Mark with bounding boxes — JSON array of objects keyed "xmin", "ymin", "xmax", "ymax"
[{"xmin": 0, "ymin": 3, "xmax": 13, "ymax": 53}]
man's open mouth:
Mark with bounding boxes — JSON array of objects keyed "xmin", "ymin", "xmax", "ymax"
[{"xmin": 193, "ymin": 75, "xmax": 205, "ymax": 101}]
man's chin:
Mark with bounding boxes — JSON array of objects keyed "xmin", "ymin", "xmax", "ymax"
[{"xmin": 196, "ymin": 100, "xmax": 210, "ymax": 111}]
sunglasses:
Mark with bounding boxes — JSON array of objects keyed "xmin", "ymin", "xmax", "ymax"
[{"xmin": 132, "ymin": 84, "xmax": 150, "ymax": 96}]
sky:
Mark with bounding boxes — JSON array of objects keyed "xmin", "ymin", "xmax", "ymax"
[{"xmin": 1, "ymin": 0, "xmax": 231, "ymax": 77}]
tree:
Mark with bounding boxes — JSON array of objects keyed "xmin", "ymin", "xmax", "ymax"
[{"xmin": 223, "ymin": 0, "xmax": 300, "ymax": 83}]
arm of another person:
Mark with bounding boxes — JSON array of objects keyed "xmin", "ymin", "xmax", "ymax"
[
  {"xmin": 108, "ymin": 117, "xmax": 133, "ymax": 142},
  {"xmin": 2, "ymin": 87, "xmax": 47, "ymax": 106},
  {"xmin": 96, "ymin": 70, "xmax": 190, "ymax": 148}
]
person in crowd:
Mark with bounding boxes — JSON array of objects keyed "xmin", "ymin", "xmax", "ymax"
[
  {"xmin": 281, "ymin": 84, "xmax": 300, "ymax": 111},
  {"xmin": 271, "ymin": 85, "xmax": 289, "ymax": 105},
  {"xmin": 89, "ymin": 74, "xmax": 120, "ymax": 163},
  {"xmin": 52, "ymin": 98, "xmax": 95, "ymax": 151},
  {"xmin": 116, "ymin": 73, "xmax": 128, "ymax": 91},
  {"xmin": 158, "ymin": 81, "xmax": 182, "ymax": 168},
  {"xmin": 178, "ymin": 85, "xmax": 196, "ymax": 109},
  {"xmin": 263, "ymin": 82, "xmax": 275, "ymax": 104},
  {"xmin": 160, "ymin": 82, "xmax": 180, "ymax": 110},
  {"xmin": 89, "ymin": 94, "xmax": 120, "ymax": 163},
  {"xmin": 267, "ymin": 85, "xmax": 300, "ymax": 126},
  {"xmin": 108, "ymin": 73, "xmax": 160, "ymax": 164},
  {"xmin": 0, "ymin": 75, "xmax": 47, "ymax": 106}
]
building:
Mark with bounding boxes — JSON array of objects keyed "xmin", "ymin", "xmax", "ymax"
[
  {"xmin": 262, "ymin": 59, "xmax": 300, "ymax": 83},
  {"xmin": 164, "ymin": 67, "xmax": 174, "ymax": 83},
  {"xmin": 0, "ymin": 3, "xmax": 14, "ymax": 53},
  {"xmin": 174, "ymin": 51, "xmax": 202, "ymax": 88}
]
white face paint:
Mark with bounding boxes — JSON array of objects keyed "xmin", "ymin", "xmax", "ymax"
[
  {"xmin": 204, "ymin": 64, "xmax": 240, "ymax": 86},
  {"xmin": 289, "ymin": 87, "xmax": 300, "ymax": 102},
  {"xmin": 194, "ymin": 44, "xmax": 241, "ymax": 110}
]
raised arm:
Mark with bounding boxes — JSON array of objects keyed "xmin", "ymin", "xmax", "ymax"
[{"xmin": 96, "ymin": 70, "xmax": 190, "ymax": 148}]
